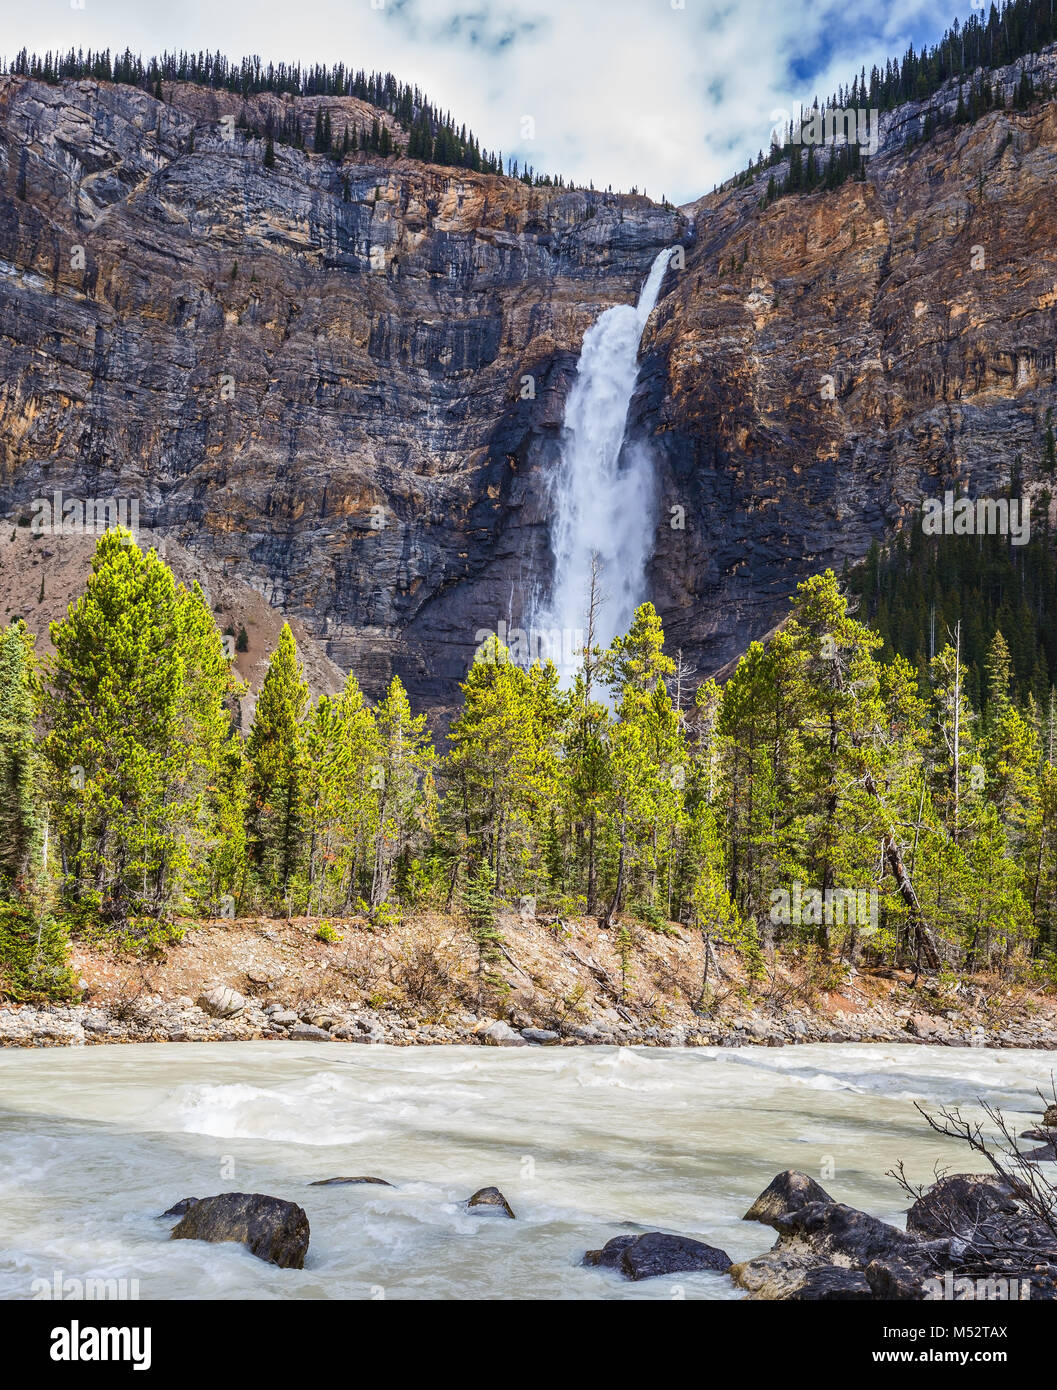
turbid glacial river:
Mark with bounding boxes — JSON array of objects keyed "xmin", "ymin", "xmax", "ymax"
[{"xmin": 0, "ymin": 1043, "xmax": 1052, "ymax": 1300}]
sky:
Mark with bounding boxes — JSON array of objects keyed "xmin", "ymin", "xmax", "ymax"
[{"xmin": 0, "ymin": 0, "xmax": 991, "ymax": 202}]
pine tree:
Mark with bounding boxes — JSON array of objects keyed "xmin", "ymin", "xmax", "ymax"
[
  {"xmin": 369, "ymin": 676, "xmax": 434, "ymax": 913},
  {"xmin": 44, "ymin": 530, "xmax": 235, "ymax": 931},
  {"xmin": 0, "ymin": 621, "xmax": 42, "ymax": 892},
  {"xmin": 461, "ymin": 861, "xmax": 506, "ymax": 1015},
  {"xmin": 246, "ymin": 623, "xmax": 309, "ymax": 911}
]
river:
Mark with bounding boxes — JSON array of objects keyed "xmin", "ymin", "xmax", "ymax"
[{"xmin": 0, "ymin": 1042, "xmax": 1051, "ymax": 1300}]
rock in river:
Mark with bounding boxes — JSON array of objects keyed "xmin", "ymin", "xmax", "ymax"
[
  {"xmin": 583, "ymin": 1232, "xmax": 732, "ymax": 1281},
  {"xmin": 743, "ymin": 1169, "xmax": 833, "ymax": 1226},
  {"xmin": 160, "ymin": 1197, "xmax": 199, "ymax": 1217},
  {"xmin": 466, "ymin": 1186, "xmax": 516, "ymax": 1218},
  {"xmin": 169, "ymin": 1192, "xmax": 310, "ymax": 1269},
  {"xmin": 309, "ymin": 1176, "xmax": 393, "ymax": 1187}
]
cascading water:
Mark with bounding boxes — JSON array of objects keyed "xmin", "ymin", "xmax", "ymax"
[{"xmin": 533, "ymin": 247, "xmax": 675, "ymax": 679}]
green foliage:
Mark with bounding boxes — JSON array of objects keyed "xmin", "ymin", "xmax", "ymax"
[
  {"xmin": 851, "ymin": 506, "xmax": 1057, "ymax": 711},
  {"xmin": 461, "ymin": 862, "xmax": 508, "ymax": 1012},
  {"xmin": 0, "ymin": 901, "xmax": 76, "ymax": 1001},
  {"xmin": 43, "ymin": 530, "xmax": 238, "ymax": 937},
  {"xmin": 0, "ymin": 621, "xmax": 42, "ymax": 894},
  {"xmin": 615, "ymin": 923, "xmax": 635, "ymax": 1002},
  {"xmin": 3, "ymin": 525, "xmax": 1055, "ymax": 990},
  {"xmin": 246, "ymin": 623, "xmax": 310, "ymax": 909}
]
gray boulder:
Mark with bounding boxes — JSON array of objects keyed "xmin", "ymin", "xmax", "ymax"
[
  {"xmin": 169, "ymin": 1192, "xmax": 310, "ymax": 1269},
  {"xmin": 196, "ymin": 987, "xmax": 247, "ymax": 1018},
  {"xmin": 287, "ymin": 1023, "xmax": 331, "ymax": 1041}
]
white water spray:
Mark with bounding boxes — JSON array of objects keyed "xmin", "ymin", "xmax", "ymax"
[{"xmin": 534, "ymin": 248, "xmax": 675, "ymax": 678}]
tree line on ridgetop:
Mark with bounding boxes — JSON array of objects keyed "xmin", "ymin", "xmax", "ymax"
[
  {"xmin": 731, "ymin": 0, "xmax": 1057, "ymax": 201},
  {"xmin": 0, "ymin": 530, "xmax": 1055, "ymax": 1008},
  {"xmin": 3, "ymin": 46, "xmax": 578, "ymax": 189}
]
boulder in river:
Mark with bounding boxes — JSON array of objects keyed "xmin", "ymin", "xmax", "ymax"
[
  {"xmin": 1021, "ymin": 1140, "xmax": 1057, "ymax": 1162},
  {"xmin": 169, "ymin": 1192, "xmax": 310, "ymax": 1269},
  {"xmin": 743, "ymin": 1169, "xmax": 833, "ymax": 1226},
  {"xmin": 739, "ymin": 1169, "xmax": 1057, "ymax": 1300},
  {"xmin": 309, "ymin": 1176, "xmax": 392, "ymax": 1187},
  {"xmin": 905, "ymin": 1173, "xmax": 1018, "ymax": 1238},
  {"xmin": 160, "ymin": 1197, "xmax": 199, "ymax": 1217},
  {"xmin": 466, "ymin": 1186, "xmax": 516, "ymax": 1218},
  {"xmin": 583, "ymin": 1232, "xmax": 732, "ymax": 1281}
]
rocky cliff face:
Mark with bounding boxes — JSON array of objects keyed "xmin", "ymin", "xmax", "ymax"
[
  {"xmin": 0, "ymin": 73, "xmax": 682, "ymax": 704},
  {"xmin": 1, "ymin": 58, "xmax": 1055, "ymax": 702},
  {"xmin": 641, "ymin": 47, "xmax": 1057, "ymax": 670}
]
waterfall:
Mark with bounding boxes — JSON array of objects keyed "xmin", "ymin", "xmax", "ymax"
[{"xmin": 532, "ymin": 247, "xmax": 675, "ymax": 680}]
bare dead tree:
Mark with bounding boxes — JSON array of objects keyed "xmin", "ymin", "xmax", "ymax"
[{"xmin": 886, "ymin": 1078, "xmax": 1057, "ymax": 1278}]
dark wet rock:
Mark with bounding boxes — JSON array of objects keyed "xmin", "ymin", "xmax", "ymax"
[
  {"xmin": 906, "ymin": 1173, "xmax": 1019, "ymax": 1239},
  {"xmin": 740, "ymin": 1168, "xmax": 1057, "ymax": 1301},
  {"xmin": 169, "ymin": 1192, "xmax": 310, "ymax": 1269},
  {"xmin": 865, "ymin": 1256, "xmax": 930, "ymax": 1300},
  {"xmin": 582, "ymin": 1235, "xmax": 638, "ymax": 1269},
  {"xmin": 309, "ymin": 1176, "xmax": 392, "ymax": 1187},
  {"xmin": 783, "ymin": 1265, "xmax": 874, "ymax": 1300},
  {"xmin": 743, "ymin": 1170, "xmax": 833, "ymax": 1227},
  {"xmin": 773, "ymin": 1200, "xmax": 920, "ymax": 1267},
  {"xmin": 466, "ymin": 1186, "xmax": 516, "ymax": 1218},
  {"xmin": 160, "ymin": 1197, "xmax": 199, "ymax": 1217},
  {"xmin": 521, "ymin": 1028, "xmax": 560, "ymax": 1044},
  {"xmin": 584, "ymin": 1232, "xmax": 731, "ymax": 1281},
  {"xmin": 1022, "ymin": 1141, "xmax": 1057, "ymax": 1161}
]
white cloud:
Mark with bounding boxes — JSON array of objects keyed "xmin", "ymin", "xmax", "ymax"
[{"xmin": 0, "ymin": 0, "xmax": 976, "ymax": 201}]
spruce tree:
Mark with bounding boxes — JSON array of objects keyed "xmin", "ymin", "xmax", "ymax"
[
  {"xmin": 461, "ymin": 862, "xmax": 506, "ymax": 1015},
  {"xmin": 44, "ymin": 530, "xmax": 235, "ymax": 931},
  {"xmin": 0, "ymin": 621, "xmax": 42, "ymax": 891},
  {"xmin": 246, "ymin": 623, "xmax": 309, "ymax": 911}
]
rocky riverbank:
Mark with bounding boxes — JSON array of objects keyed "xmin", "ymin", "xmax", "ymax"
[{"xmin": 2, "ymin": 913, "xmax": 1055, "ymax": 1050}]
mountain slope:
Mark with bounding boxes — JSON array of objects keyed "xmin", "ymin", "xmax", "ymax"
[
  {"xmin": 1, "ymin": 50, "xmax": 1056, "ymax": 700},
  {"xmin": 0, "ymin": 73, "xmax": 680, "ymax": 704}
]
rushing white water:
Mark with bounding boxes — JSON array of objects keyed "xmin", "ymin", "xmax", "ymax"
[
  {"xmin": 534, "ymin": 248, "xmax": 675, "ymax": 679},
  {"xmin": 0, "ymin": 1042, "xmax": 1051, "ymax": 1301}
]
